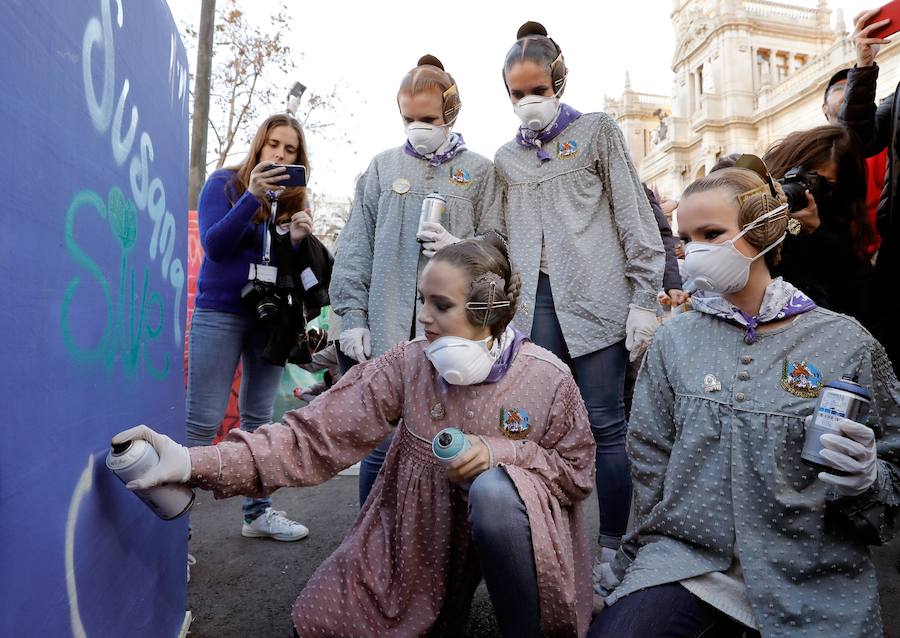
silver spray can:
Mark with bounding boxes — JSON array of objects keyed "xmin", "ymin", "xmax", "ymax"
[
  {"xmin": 107, "ymin": 439, "xmax": 195, "ymax": 520},
  {"xmin": 417, "ymin": 192, "xmax": 447, "ymax": 241},
  {"xmin": 801, "ymin": 375, "xmax": 871, "ymax": 476}
]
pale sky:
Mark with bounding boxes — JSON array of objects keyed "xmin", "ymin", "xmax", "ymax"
[{"xmin": 166, "ymin": 0, "xmax": 875, "ymax": 198}]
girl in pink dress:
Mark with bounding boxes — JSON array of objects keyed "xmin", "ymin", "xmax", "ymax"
[{"xmin": 114, "ymin": 233, "xmax": 596, "ymax": 637}]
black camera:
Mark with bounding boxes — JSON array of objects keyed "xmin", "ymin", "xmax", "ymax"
[
  {"xmin": 241, "ymin": 278, "xmax": 281, "ymax": 322},
  {"xmin": 777, "ymin": 166, "xmax": 833, "ymax": 213}
]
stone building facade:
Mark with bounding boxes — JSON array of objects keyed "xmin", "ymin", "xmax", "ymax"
[{"xmin": 606, "ymin": 0, "xmax": 900, "ymax": 210}]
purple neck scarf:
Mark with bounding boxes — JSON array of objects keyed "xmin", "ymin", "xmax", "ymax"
[
  {"xmin": 690, "ymin": 278, "xmax": 817, "ymax": 344},
  {"xmin": 515, "ymin": 103, "xmax": 583, "ymax": 162},
  {"xmin": 483, "ymin": 328, "xmax": 529, "ymax": 384},
  {"xmin": 403, "ymin": 132, "xmax": 467, "ymax": 167}
]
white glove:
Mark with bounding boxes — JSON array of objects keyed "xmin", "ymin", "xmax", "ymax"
[
  {"xmin": 592, "ymin": 547, "xmax": 621, "ymax": 597},
  {"xmin": 417, "ymin": 221, "xmax": 461, "ymax": 258},
  {"xmin": 111, "ymin": 425, "xmax": 191, "ymax": 490},
  {"xmin": 625, "ymin": 304, "xmax": 657, "ymax": 362},
  {"xmin": 816, "ymin": 417, "xmax": 879, "ymax": 496},
  {"xmin": 339, "ymin": 327, "xmax": 371, "ymax": 362}
]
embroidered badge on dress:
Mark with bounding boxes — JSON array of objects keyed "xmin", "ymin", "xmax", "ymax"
[
  {"xmin": 780, "ymin": 359, "xmax": 822, "ymax": 398},
  {"xmin": 556, "ymin": 140, "xmax": 578, "ymax": 160},
  {"xmin": 392, "ymin": 178, "xmax": 411, "ymax": 194},
  {"xmin": 499, "ymin": 408, "xmax": 530, "ymax": 439},
  {"xmin": 449, "ymin": 166, "xmax": 473, "ymax": 187},
  {"xmin": 430, "ymin": 400, "xmax": 446, "ymax": 421},
  {"xmin": 703, "ymin": 374, "xmax": 721, "ymax": 392}
]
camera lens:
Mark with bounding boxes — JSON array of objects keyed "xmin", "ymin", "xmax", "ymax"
[
  {"xmin": 780, "ymin": 181, "xmax": 808, "ymax": 213},
  {"xmin": 256, "ymin": 298, "xmax": 279, "ymax": 321}
]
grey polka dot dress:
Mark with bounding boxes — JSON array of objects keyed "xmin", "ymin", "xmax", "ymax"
[
  {"xmin": 329, "ymin": 147, "xmax": 501, "ymax": 357},
  {"xmin": 494, "ymin": 112, "xmax": 664, "ymax": 357},
  {"xmin": 606, "ymin": 308, "xmax": 900, "ymax": 637}
]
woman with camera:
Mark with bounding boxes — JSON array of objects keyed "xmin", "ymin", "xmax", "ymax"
[
  {"xmin": 329, "ymin": 55, "xmax": 501, "ymax": 506},
  {"xmin": 189, "ymin": 113, "xmax": 331, "ymax": 541},
  {"xmin": 114, "ymin": 234, "xmax": 595, "ymax": 637},
  {"xmin": 589, "ymin": 164, "xmax": 900, "ymax": 638},
  {"xmin": 763, "ymin": 125, "xmax": 876, "ymax": 324},
  {"xmin": 492, "ymin": 21, "xmax": 665, "ymax": 605}
]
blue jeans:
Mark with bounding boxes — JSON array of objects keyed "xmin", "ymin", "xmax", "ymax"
[
  {"xmin": 468, "ymin": 468, "xmax": 540, "ymax": 637},
  {"xmin": 336, "ymin": 343, "xmax": 394, "ymax": 507},
  {"xmin": 531, "ymin": 273, "xmax": 630, "ymax": 548},
  {"xmin": 588, "ymin": 583, "xmax": 760, "ymax": 638},
  {"xmin": 186, "ymin": 308, "xmax": 283, "ymax": 522}
]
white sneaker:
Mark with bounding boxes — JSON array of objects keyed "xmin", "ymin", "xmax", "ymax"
[
  {"xmin": 592, "ymin": 547, "xmax": 620, "ymax": 613},
  {"xmin": 241, "ymin": 507, "xmax": 309, "ymax": 541}
]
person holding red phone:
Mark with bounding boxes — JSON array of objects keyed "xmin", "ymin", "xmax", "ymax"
[{"xmin": 839, "ymin": 7, "xmax": 900, "ymax": 375}]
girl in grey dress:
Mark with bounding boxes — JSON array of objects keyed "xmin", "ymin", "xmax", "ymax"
[
  {"xmin": 493, "ymin": 21, "xmax": 665, "ymax": 598},
  {"xmin": 591, "ymin": 166, "xmax": 900, "ymax": 637},
  {"xmin": 329, "ymin": 55, "xmax": 501, "ymax": 505}
]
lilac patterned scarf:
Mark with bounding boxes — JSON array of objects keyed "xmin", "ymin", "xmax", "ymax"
[
  {"xmin": 690, "ymin": 278, "xmax": 817, "ymax": 344},
  {"xmin": 403, "ymin": 132, "xmax": 467, "ymax": 167},
  {"xmin": 515, "ymin": 103, "xmax": 583, "ymax": 162},
  {"xmin": 483, "ymin": 327, "xmax": 529, "ymax": 384}
]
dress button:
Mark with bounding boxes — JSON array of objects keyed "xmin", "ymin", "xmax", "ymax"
[
  {"xmin": 740, "ymin": 355, "xmax": 753, "ymax": 364},
  {"xmin": 735, "ymin": 393, "xmax": 746, "ymax": 402},
  {"xmin": 737, "ymin": 371, "xmax": 750, "ymax": 381},
  {"xmin": 466, "ymin": 410, "xmax": 475, "ymax": 419}
]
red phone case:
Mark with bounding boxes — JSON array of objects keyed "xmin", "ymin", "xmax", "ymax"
[{"xmin": 868, "ymin": 0, "xmax": 900, "ymax": 40}]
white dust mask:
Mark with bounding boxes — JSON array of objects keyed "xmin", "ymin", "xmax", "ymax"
[
  {"xmin": 425, "ymin": 335, "xmax": 498, "ymax": 385},
  {"xmin": 514, "ymin": 94, "xmax": 560, "ymax": 131},
  {"xmin": 405, "ymin": 122, "xmax": 450, "ymax": 155},
  {"xmin": 683, "ymin": 204, "xmax": 788, "ymax": 294}
]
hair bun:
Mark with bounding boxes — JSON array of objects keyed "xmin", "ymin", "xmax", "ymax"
[
  {"xmin": 517, "ymin": 21, "xmax": 548, "ymax": 39},
  {"xmin": 417, "ymin": 54, "xmax": 444, "ymax": 70}
]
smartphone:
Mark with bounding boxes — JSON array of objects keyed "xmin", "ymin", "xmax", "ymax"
[
  {"xmin": 270, "ymin": 163, "xmax": 307, "ymax": 188},
  {"xmin": 868, "ymin": 0, "xmax": 900, "ymax": 39}
]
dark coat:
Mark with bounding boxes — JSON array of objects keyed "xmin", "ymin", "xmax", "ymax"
[
  {"xmin": 643, "ymin": 185, "xmax": 682, "ymax": 293},
  {"xmin": 839, "ymin": 63, "xmax": 900, "ymax": 371}
]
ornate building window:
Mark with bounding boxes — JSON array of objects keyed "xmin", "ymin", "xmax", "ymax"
[
  {"xmin": 775, "ymin": 52, "xmax": 789, "ymax": 82},
  {"xmin": 756, "ymin": 49, "xmax": 771, "ymax": 87}
]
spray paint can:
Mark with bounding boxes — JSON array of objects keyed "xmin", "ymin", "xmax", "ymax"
[
  {"xmin": 417, "ymin": 192, "xmax": 447, "ymax": 241},
  {"xmin": 801, "ymin": 375, "xmax": 871, "ymax": 476},
  {"xmin": 432, "ymin": 427, "xmax": 472, "ymax": 489},
  {"xmin": 106, "ymin": 439, "xmax": 195, "ymax": 520}
]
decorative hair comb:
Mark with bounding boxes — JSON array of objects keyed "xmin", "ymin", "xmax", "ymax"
[
  {"xmin": 735, "ymin": 154, "xmax": 778, "ymax": 199},
  {"xmin": 466, "ymin": 274, "xmax": 510, "ymax": 327}
]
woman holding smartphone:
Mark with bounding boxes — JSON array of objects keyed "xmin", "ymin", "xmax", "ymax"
[
  {"xmin": 115, "ymin": 234, "xmax": 595, "ymax": 637},
  {"xmin": 329, "ymin": 55, "xmax": 501, "ymax": 506},
  {"xmin": 188, "ymin": 113, "xmax": 323, "ymax": 541}
]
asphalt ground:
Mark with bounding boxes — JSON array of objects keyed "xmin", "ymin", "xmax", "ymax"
[{"xmin": 186, "ymin": 477, "xmax": 900, "ymax": 638}]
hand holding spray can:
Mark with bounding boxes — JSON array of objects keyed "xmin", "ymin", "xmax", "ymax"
[
  {"xmin": 432, "ymin": 427, "xmax": 472, "ymax": 489},
  {"xmin": 106, "ymin": 439, "xmax": 194, "ymax": 520},
  {"xmin": 417, "ymin": 192, "xmax": 447, "ymax": 242},
  {"xmin": 801, "ymin": 375, "xmax": 871, "ymax": 476}
]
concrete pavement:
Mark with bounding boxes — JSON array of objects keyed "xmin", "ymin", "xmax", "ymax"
[{"xmin": 186, "ymin": 477, "xmax": 900, "ymax": 638}]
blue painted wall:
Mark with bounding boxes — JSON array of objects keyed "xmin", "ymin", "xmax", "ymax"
[{"xmin": 0, "ymin": 1, "xmax": 190, "ymax": 635}]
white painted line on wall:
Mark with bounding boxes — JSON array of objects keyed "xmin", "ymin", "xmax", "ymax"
[{"xmin": 66, "ymin": 454, "xmax": 94, "ymax": 638}]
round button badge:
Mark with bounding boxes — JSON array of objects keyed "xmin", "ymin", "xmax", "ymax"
[{"xmin": 392, "ymin": 178, "xmax": 411, "ymax": 195}]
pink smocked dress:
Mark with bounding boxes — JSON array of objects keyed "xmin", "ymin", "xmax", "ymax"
[{"xmin": 189, "ymin": 338, "xmax": 596, "ymax": 637}]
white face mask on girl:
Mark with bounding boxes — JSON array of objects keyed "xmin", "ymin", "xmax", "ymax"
[
  {"xmin": 425, "ymin": 335, "xmax": 498, "ymax": 385},
  {"xmin": 683, "ymin": 204, "xmax": 788, "ymax": 294},
  {"xmin": 513, "ymin": 94, "xmax": 560, "ymax": 131},
  {"xmin": 405, "ymin": 122, "xmax": 450, "ymax": 155}
]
